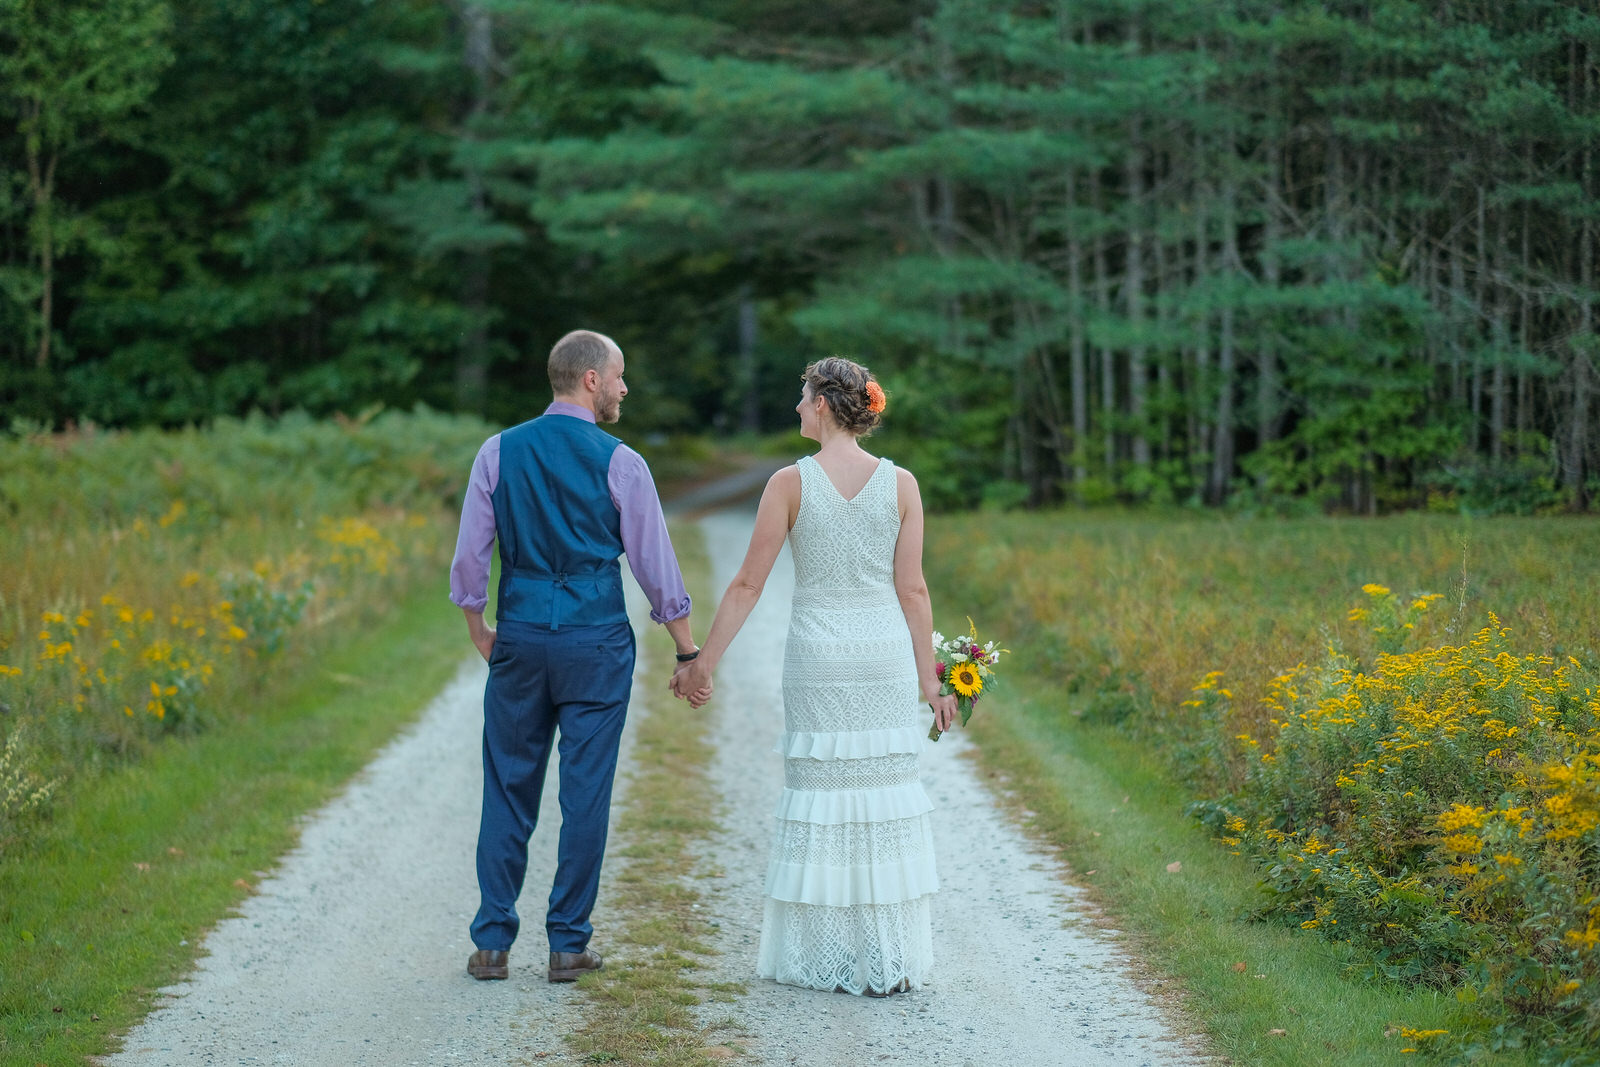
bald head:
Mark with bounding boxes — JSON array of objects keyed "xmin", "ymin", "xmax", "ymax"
[{"xmin": 548, "ymin": 330, "xmax": 620, "ymax": 397}]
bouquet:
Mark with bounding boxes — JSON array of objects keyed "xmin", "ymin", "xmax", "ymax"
[{"xmin": 928, "ymin": 619, "xmax": 1007, "ymax": 741}]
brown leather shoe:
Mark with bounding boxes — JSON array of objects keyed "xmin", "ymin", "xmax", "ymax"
[
  {"xmin": 467, "ymin": 948, "xmax": 508, "ymax": 980},
  {"xmin": 548, "ymin": 948, "xmax": 603, "ymax": 982}
]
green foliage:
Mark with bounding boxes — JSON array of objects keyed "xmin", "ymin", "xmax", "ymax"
[
  {"xmin": 871, "ymin": 359, "xmax": 1017, "ymax": 512},
  {"xmin": 1191, "ymin": 602, "xmax": 1600, "ymax": 1057},
  {"xmin": 0, "ymin": 580, "xmax": 466, "ymax": 1062},
  {"xmin": 1427, "ymin": 444, "xmax": 1573, "ymax": 517},
  {"xmin": 220, "ymin": 572, "xmax": 314, "ymax": 660},
  {"xmin": 0, "ymin": 410, "xmax": 493, "ymax": 848},
  {"xmin": 0, "ymin": 0, "xmax": 174, "ymax": 368},
  {"xmin": 1, "ymin": 0, "xmax": 1597, "ymax": 512},
  {"xmin": 0, "ymin": 723, "xmax": 56, "ymax": 846},
  {"xmin": 0, "ymin": 405, "xmax": 491, "ymax": 521},
  {"xmin": 519, "ymin": 0, "xmax": 1600, "ymax": 511},
  {"xmin": 1242, "ymin": 280, "xmax": 1462, "ymax": 512},
  {"xmin": 924, "ymin": 510, "xmax": 1600, "ymax": 1059}
]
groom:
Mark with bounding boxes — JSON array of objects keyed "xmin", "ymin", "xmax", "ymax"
[{"xmin": 448, "ymin": 329, "xmax": 704, "ymax": 982}]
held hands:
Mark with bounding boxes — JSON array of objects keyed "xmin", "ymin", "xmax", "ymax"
[
  {"xmin": 924, "ymin": 682, "xmax": 958, "ymax": 734},
  {"xmin": 669, "ymin": 654, "xmax": 714, "ymax": 709}
]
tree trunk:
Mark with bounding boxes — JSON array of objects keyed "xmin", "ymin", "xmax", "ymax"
[
  {"xmin": 1490, "ymin": 201, "xmax": 1508, "ymax": 463},
  {"xmin": 35, "ymin": 188, "xmax": 53, "ymax": 371},
  {"xmin": 1518, "ymin": 194, "xmax": 1531, "ymax": 441},
  {"xmin": 1024, "ymin": 309, "xmax": 1072, "ymax": 501},
  {"xmin": 455, "ymin": 3, "xmax": 494, "ymax": 414},
  {"xmin": 1093, "ymin": 179, "xmax": 1116, "ymax": 476},
  {"xmin": 1257, "ymin": 136, "xmax": 1282, "ymax": 472},
  {"xmin": 933, "ymin": 24, "xmax": 960, "ymax": 356},
  {"xmin": 1472, "ymin": 185, "xmax": 1490, "ymax": 455},
  {"xmin": 1013, "ymin": 345, "xmax": 1036, "ymax": 499},
  {"xmin": 1450, "ymin": 229, "xmax": 1468, "ymax": 410},
  {"xmin": 24, "ymin": 98, "xmax": 56, "ymax": 371},
  {"xmin": 1066, "ymin": 169, "xmax": 1089, "ymax": 486},
  {"xmin": 738, "ymin": 286, "xmax": 760, "ymax": 432},
  {"xmin": 1211, "ymin": 172, "xmax": 1240, "ymax": 505},
  {"xmin": 1324, "ymin": 131, "xmax": 1346, "ymax": 322},
  {"xmin": 1125, "ymin": 117, "xmax": 1150, "ymax": 471},
  {"xmin": 1154, "ymin": 234, "xmax": 1173, "ymax": 463},
  {"xmin": 1570, "ymin": 49, "xmax": 1594, "ymax": 507},
  {"xmin": 1192, "ymin": 161, "xmax": 1212, "ymax": 493}
]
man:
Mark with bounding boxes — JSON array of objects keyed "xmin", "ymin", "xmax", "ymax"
[{"xmin": 448, "ymin": 329, "xmax": 706, "ymax": 983}]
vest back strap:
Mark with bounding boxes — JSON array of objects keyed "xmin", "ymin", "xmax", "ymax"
[{"xmin": 507, "ymin": 565, "xmax": 619, "ymax": 630}]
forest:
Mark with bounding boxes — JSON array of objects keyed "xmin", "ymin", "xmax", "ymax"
[{"xmin": 3, "ymin": 0, "xmax": 1597, "ymax": 513}]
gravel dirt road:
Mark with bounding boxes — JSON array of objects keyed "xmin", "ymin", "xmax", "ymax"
[
  {"xmin": 101, "ymin": 657, "xmax": 608, "ymax": 1067},
  {"xmin": 103, "ymin": 505, "xmax": 1210, "ymax": 1066}
]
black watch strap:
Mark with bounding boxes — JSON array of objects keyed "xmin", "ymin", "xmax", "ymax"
[{"xmin": 675, "ymin": 648, "xmax": 701, "ymax": 662}]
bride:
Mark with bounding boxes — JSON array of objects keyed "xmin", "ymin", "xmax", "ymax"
[{"xmin": 670, "ymin": 356, "xmax": 957, "ymax": 996}]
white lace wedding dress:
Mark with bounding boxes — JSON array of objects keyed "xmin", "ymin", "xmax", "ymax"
[{"xmin": 756, "ymin": 454, "xmax": 938, "ymax": 994}]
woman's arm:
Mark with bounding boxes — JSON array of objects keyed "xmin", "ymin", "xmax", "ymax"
[
  {"xmin": 893, "ymin": 468, "xmax": 957, "ymax": 732},
  {"xmin": 670, "ymin": 467, "xmax": 798, "ymax": 704}
]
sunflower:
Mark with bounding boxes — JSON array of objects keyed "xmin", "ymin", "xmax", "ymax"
[{"xmin": 949, "ymin": 661, "xmax": 983, "ymax": 698}]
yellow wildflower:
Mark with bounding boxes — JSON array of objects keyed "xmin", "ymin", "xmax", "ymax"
[
  {"xmin": 1440, "ymin": 833, "xmax": 1483, "ymax": 855},
  {"xmin": 1437, "ymin": 804, "xmax": 1488, "ymax": 832}
]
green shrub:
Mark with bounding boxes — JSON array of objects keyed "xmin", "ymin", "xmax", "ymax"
[{"xmin": 1191, "ymin": 589, "xmax": 1600, "ymax": 1057}]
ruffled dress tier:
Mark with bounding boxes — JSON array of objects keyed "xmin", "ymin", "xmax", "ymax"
[{"xmin": 755, "ymin": 455, "xmax": 938, "ymax": 995}]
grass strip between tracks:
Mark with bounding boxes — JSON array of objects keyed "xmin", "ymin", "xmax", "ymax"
[{"xmin": 565, "ymin": 521, "xmax": 747, "ymax": 1066}]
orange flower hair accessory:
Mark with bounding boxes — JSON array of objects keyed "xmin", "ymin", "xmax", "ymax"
[{"xmin": 865, "ymin": 380, "xmax": 887, "ymax": 414}]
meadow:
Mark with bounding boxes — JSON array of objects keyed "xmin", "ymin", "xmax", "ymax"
[
  {"xmin": 0, "ymin": 410, "xmax": 519, "ymax": 1059},
  {"xmin": 0, "ymin": 410, "xmax": 502, "ymax": 835},
  {"xmin": 924, "ymin": 511, "xmax": 1600, "ymax": 1060},
  {"xmin": 7, "ymin": 420, "xmax": 1598, "ymax": 1062}
]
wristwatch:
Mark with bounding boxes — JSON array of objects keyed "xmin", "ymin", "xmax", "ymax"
[{"xmin": 675, "ymin": 647, "xmax": 701, "ymax": 663}]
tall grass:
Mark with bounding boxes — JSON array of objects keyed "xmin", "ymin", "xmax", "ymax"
[
  {"xmin": 924, "ymin": 510, "xmax": 1600, "ymax": 1057},
  {"xmin": 0, "ymin": 408, "xmax": 494, "ymax": 847},
  {"xmin": 927, "ymin": 512, "xmax": 1599, "ymax": 763}
]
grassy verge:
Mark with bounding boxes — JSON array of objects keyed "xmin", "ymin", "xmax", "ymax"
[
  {"xmin": 965, "ymin": 684, "xmax": 1539, "ymax": 1066},
  {"xmin": 924, "ymin": 510, "xmax": 1600, "ymax": 1056},
  {"xmin": 0, "ymin": 579, "xmax": 466, "ymax": 1065},
  {"xmin": 565, "ymin": 522, "xmax": 745, "ymax": 1067}
]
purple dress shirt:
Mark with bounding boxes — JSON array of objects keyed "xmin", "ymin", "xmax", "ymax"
[{"xmin": 449, "ymin": 402, "xmax": 692, "ymax": 625}]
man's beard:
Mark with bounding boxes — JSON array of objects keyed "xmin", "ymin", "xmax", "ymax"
[{"xmin": 597, "ymin": 387, "xmax": 622, "ymax": 423}]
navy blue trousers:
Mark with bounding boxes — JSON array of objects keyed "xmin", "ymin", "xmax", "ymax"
[{"xmin": 471, "ymin": 618, "xmax": 634, "ymax": 954}]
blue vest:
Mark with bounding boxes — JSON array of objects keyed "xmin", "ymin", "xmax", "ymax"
[{"xmin": 491, "ymin": 413, "xmax": 628, "ymax": 630}]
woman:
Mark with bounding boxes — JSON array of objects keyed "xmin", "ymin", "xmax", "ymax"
[{"xmin": 671, "ymin": 357, "xmax": 958, "ymax": 997}]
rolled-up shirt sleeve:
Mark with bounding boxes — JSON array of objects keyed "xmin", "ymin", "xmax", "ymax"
[
  {"xmin": 449, "ymin": 435, "xmax": 501, "ymax": 612},
  {"xmin": 609, "ymin": 444, "xmax": 692, "ymax": 624}
]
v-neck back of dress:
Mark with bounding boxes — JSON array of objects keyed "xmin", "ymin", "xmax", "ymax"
[
  {"xmin": 789, "ymin": 455, "xmax": 899, "ymax": 596},
  {"xmin": 809, "ymin": 454, "xmax": 889, "ymax": 505}
]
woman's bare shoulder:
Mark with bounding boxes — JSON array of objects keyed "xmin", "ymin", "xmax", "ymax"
[{"xmin": 768, "ymin": 464, "xmax": 802, "ymax": 490}]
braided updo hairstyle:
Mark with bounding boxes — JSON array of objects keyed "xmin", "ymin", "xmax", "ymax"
[{"xmin": 803, "ymin": 356, "xmax": 885, "ymax": 437}]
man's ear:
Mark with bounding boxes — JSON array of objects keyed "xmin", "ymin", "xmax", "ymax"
[{"xmin": 583, "ymin": 367, "xmax": 599, "ymax": 393}]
